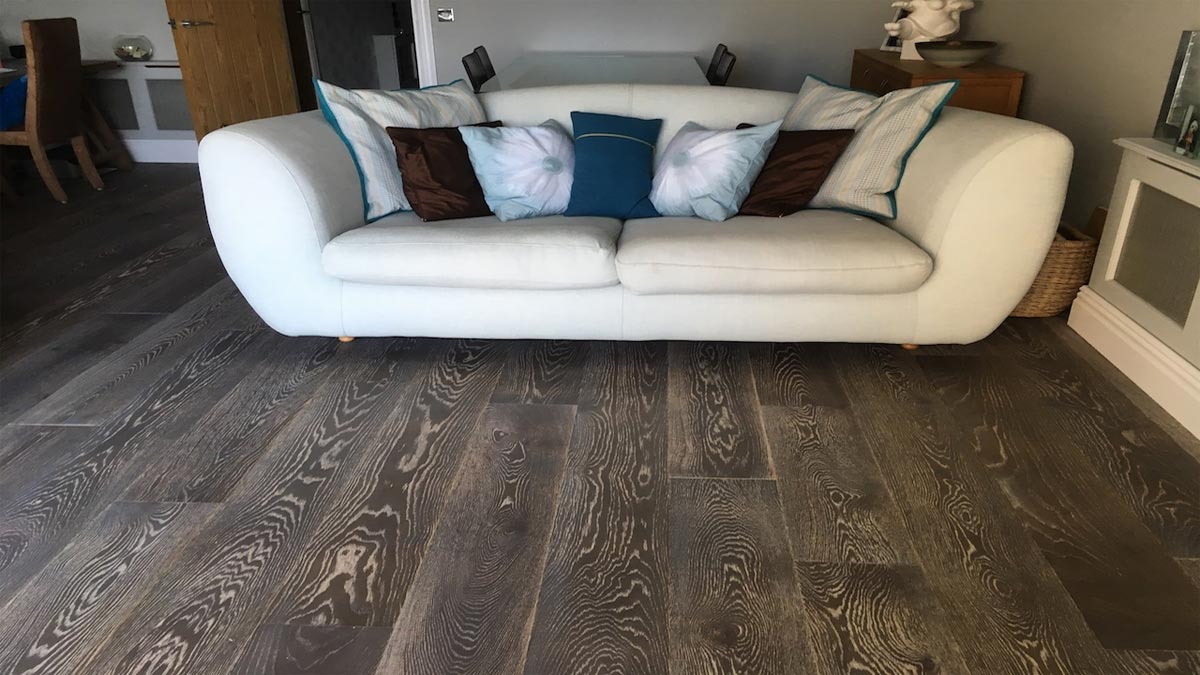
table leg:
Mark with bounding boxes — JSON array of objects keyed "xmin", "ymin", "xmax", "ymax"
[{"xmin": 83, "ymin": 96, "xmax": 133, "ymax": 170}]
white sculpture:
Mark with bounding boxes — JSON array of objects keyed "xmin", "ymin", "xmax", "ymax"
[{"xmin": 885, "ymin": 0, "xmax": 976, "ymax": 60}]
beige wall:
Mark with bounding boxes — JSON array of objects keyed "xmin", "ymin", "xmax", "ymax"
[{"xmin": 969, "ymin": 0, "xmax": 1200, "ymax": 224}]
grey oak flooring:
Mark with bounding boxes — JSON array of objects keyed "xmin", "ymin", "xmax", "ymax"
[{"xmin": 1, "ymin": 166, "xmax": 1199, "ymax": 674}]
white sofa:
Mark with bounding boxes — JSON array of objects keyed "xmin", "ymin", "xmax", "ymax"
[{"xmin": 198, "ymin": 84, "xmax": 1072, "ymax": 344}]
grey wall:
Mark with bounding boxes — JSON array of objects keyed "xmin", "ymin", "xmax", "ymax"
[
  {"xmin": 429, "ymin": 0, "xmax": 1200, "ymax": 226},
  {"xmin": 0, "ymin": 0, "xmax": 175, "ymax": 61},
  {"xmin": 969, "ymin": 1, "xmax": 1200, "ymax": 225},
  {"xmin": 429, "ymin": 1, "xmax": 887, "ymax": 92}
]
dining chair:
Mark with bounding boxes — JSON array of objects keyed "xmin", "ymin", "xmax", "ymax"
[
  {"xmin": 705, "ymin": 43, "xmax": 728, "ymax": 84},
  {"xmin": 0, "ymin": 18, "xmax": 103, "ymax": 204},
  {"xmin": 710, "ymin": 51, "xmax": 736, "ymax": 87},
  {"xmin": 474, "ymin": 45, "xmax": 496, "ymax": 80},
  {"xmin": 462, "ymin": 51, "xmax": 490, "ymax": 93}
]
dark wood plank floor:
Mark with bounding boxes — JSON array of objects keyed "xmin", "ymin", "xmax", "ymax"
[{"xmin": 2, "ymin": 165, "xmax": 1199, "ymax": 674}]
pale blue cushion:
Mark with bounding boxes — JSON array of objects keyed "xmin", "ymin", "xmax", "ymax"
[
  {"xmin": 650, "ymin": 120, "xmax": 782, "ymax": 222},
  {"xmin": 782, "ymin": 75, "xmax": 957, "ymax": 219},
  {"xmin": 459, "ymin": 121, "xmax": 575, "ymax": 221}
]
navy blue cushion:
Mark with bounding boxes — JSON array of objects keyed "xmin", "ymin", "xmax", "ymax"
[{"xmin": 565, "ymin": 111, "xmax": 662, "ymax": 219}]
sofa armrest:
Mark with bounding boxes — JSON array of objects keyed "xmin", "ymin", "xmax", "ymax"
[
  {"xmin": 198, "ymin": 111, "xmax": 363, "ymax": 336},
  {"xmin": 892, "ymin": 108, "xmax": 1074, "ymax": 343}
]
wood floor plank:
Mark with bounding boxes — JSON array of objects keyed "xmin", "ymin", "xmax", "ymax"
[
  {"xmin": 0, "ymin": 501, "xmax": 217, "ymax": 675},
  {"xmin": 1, "ymin": 182, "xmax": 206, "ymax": 326},
  {"xmin": 795, "ymin": 561, "xmax": 970, "ymax": 675},
  {"xmin": 832, "ymin": 343, "xmax": 1112, "ymax": 674},
  {"xmin": 235, "ymin": 624, "xmax": 390, "ymax": 675},
  {"xmin": 0, "ymin": 312, "xmax": 163, "ymax": 425},
  {"xmin": 492, "ymin": 340, "xmax": 591, "ymax": 405},
  {"xmin": 265, "ymin": 339, "xmax": 508, "ymax": 628},
  {"xmin": 920, "ymin": 354, "xmax": 1200, "ymax": 650},
  {"xmin": 669, "ymin": 342, "xmax": 772, "ymax": 478},
  {"xmin": 374, "ymin": 403, "xmax": 575, "ymax": 674},
  {"xmin": 68, "ymin": 339, "xmax": 427, "ymax": 675},
  {"xmin": 0, "ymin": 425, "xmax": 93, "ymax": 493},
  {"xmin": 13, "ymin": 281, "xmax": 259, "ymax": 426},
  {"xmin": 988, "ymin": 321, "xmax": 1200, "ymax": 557},
  {"xmin": 119, "ymin": 335, "xmax": 341, "ymax": 503},
  {"xmin": 0, "ymin": 228, "xmax": 217, "ymax": 358},
  {"xmin": 669, "ymin": 477, "xmax": 809, "ymax": 675},
  {"xmin": 523, "ymin": 342, "xmax": 671, "ymax": 675},
  {"xmin": 0, "ymin": 328, "xmax": 261, "ymax": 606},
  {"xmin": 749, "ymin": 343, "xmax": 849, "ymax": 409},
  {"xmin": 762, "ymin": 405, "xmax": 911, "ymax": 564}
]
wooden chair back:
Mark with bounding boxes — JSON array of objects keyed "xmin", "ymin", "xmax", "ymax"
[{"xmin": 22, "ymin": 18, "xmax": 84, "ymax": 142}]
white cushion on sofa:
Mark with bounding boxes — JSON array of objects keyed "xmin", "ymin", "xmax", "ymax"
[
  {"xmin": 323, "ymin": 213, "xmax": 622, "ymax": 290},
  {"xmin": 615, "ymin": 211, "xmax": 932, "ymax": 295}
]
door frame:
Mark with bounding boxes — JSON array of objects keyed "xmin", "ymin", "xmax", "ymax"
[{"xmin": 410, "ymin": 0, "xmax": 439, "ymax": 86}]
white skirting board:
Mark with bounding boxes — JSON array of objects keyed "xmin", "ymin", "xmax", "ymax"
[
  {"xmin": 1068, "ymin": 286, "xmax": 1200, "ymax": 439},
  {"xmin": 125, "ymin": 139, "xmax": 199, "ymax": 164}
]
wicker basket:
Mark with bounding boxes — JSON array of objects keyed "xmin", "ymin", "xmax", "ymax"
[{"xmin": 1010, "ymin": 224, "xmax": 1098, "ymax": 318}]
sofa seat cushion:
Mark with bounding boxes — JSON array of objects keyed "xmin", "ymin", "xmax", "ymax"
[
  {"xmin": 323, "ymin": 212, "xmax": 622, "ymax": 289},
  {"xmin": 615, "ymin": 211, "xmax": 932, "ymax": 295}
]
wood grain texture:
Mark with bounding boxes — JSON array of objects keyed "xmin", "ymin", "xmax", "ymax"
[
  {"xmin": 832, "ymin": 344, "xmax": 1110, "ymax": 674},
  {"xmin": 669, "ymin": 342, "xmax": 772, "ymax": 478},
  {"xmin": 0, "ymin": 312, "xmax": 163, "ymax": 424},
  {"xmin": 13, "ymin": 280, "xmax": 260, "ymax": 426},
  {"xmin": 492, "ymin": 340, "xmax": 591, "ymax": 405},
  {"xmin": 0, "ymin": 329, "xmax": 260, "ymax": 605},
  {"xmin": 375, "ymin": 403, "xmax": 575, "ymax": 674},
  {"xmin": 0, "ymin": 502, "xmax": 216, "ymax": 675},
  {"xmin": 989, "ymin": 321, "xmax": 1200, "ymax": 558},
  {"xmin": 68, "ymin": 339, "xmax": 426, "ymax": 675},
  {"xmin": 762, "ymin": 405, "xmax": 911, "ymax": 564},
  {"xmin": 523, "ymin": 342, "xmax": 671, "ymax": 675},
  {"xmin": 3, "ymin": 172, "xmax": 1200, "ymax": 675},
  {"xmin": 266, "ymin": 339, "xmax": 507, "ymax": 628},
  {"xmin": 920, "ymin": 353, "xmax": 1200, "ymax": 650},
  {"xmin": 749, "ymin": 343, "xmax": 849, "ymax": 409},
  {"xmin": 119, "ymin": 336, "xmax": 341, "ymax": 503},
  {"xmin": 669, "ymin": 477, "xmax": 809, "ymax": 675},
  {"xmin": 795, "ymin": 561, "xmax": 969, "ymax": 675},
  {"xmin": 235, "ymin": 624, "xmax": 390, "ymax": 675}
]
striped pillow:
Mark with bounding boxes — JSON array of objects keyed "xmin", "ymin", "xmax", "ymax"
[
  {"xmin": 316, "ymin": 79, "xmax": 487, "ymax": 222},
  {"xmin": 783, "ymin": 76, "xmax": 957, "ymax": 219}
]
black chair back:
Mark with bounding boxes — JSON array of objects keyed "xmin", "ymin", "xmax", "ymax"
[
  {"xmin": 462, "ymin": 52, "xmax": 490, "ymax": 92},
  {"xmin": 474, "ymin": 45, "xmax": 496, "ymax": 80},
  {"xmin": 706, "ymin": 43, "xmax": 728, "ymax": 84},
  {"xmin": 710, "ymin": 51, "xmax": 736, "ymax": 86}
]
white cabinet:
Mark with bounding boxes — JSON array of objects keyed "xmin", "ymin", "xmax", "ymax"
[{"xmin": 1069, "ymin": 138, "xmax": 1200, "ymax": 437}]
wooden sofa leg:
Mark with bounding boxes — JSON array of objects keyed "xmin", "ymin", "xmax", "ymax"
[
  {"xmin": 338, "ymin": 336, "xmax": 355, "ymax": 343},
  {"xmin": 901, "ymin": 343, "xmax": 920, "ymax": 351}
]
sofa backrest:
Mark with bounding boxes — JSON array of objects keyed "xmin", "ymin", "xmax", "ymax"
[{"xmin": 479, "ymin": 84, "xmax": 797, "ymax": 155}]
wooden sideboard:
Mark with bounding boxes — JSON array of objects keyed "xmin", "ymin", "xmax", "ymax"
[{"xmin": 850, "ymin": 49, "xmax": 1025, "ymax": 117}]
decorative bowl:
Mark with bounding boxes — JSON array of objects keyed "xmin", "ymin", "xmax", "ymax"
[
  {"xmin": 113, "ymin": 35, "xmax": 153, "ymax": 62},
  {"xmin": 915, "ymin": 40, "xmax": 996, "ymax": 68}
]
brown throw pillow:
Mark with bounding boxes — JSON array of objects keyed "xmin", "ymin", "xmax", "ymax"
[
  {"xmin": 386, "ymin": 121, "xmax": 502, "ymax": 222},
  {"xmin": 736, "ymin": 125, "xmax": 855, "ymax": 217}
]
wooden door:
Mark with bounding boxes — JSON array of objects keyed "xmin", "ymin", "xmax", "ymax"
[{"xmin": 165, "ymin": 0, "xmax": 300, "ymax": 139}]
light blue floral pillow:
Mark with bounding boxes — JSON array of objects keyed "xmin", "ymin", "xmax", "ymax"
[
  {"xmin": 650, "ymin": 120, "xmax": 783, "ymax": 221},
  {"xmin": 459, "ymin": 120, "xmax": 575, "ymax": 221}
]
